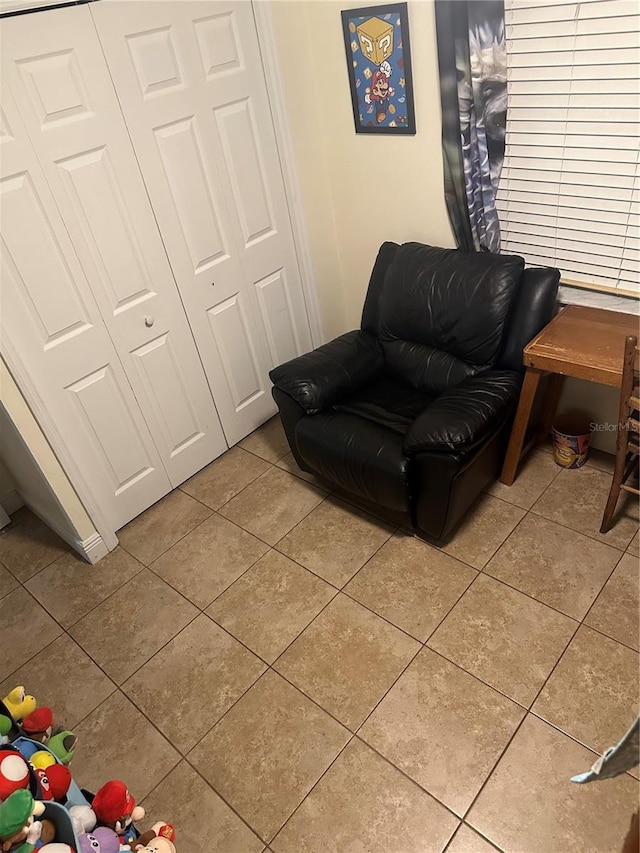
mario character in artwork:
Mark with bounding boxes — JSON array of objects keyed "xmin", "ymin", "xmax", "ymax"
[{"xmin": 364, "ymin": 61, "xmax": 396, "ymax": 123}]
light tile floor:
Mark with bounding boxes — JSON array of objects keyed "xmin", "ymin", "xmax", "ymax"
[{"xmin": 0, "ymin": 419, "xmax": 639, "ymax": 852}]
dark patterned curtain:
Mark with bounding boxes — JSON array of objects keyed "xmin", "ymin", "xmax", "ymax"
[{"xmin": 435, "ymin": 0, "xmax": 507, "ymax": 253}]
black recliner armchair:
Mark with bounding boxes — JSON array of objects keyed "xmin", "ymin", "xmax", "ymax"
[{"xmin": 270, "ymin": 242, "xmax": 559, "ymax": 544}]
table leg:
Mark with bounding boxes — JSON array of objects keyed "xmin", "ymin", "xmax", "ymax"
[
  {"xmin": 540, "ymin": 373, "xmax": 565, "ymax": 440},
  {"xmin": 500, "ymin": 367, "xmax": 544, "ymax": 485}
]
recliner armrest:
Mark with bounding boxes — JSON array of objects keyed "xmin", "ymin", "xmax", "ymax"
[
  {"xmin": 269, "ymin": 330, "xmax": 384, "ymax": 415},
  {"xmin": 403, "ymin": 371, "xmax": 521, "ymax": 454}
]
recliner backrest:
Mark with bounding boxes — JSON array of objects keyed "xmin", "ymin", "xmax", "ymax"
[
  {"xmin": 363, "ymin": 242, "xmax": 524, "ymax": 395},
  {"xmin": 496, "ymin": 267, "xmax": 560, "ymax": 372}
]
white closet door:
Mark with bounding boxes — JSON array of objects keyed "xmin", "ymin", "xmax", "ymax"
[
  {"xmin": 0, "ymin": 88, "xmax": 171, "ymax": 532},
  {"xmin": 92, "ymin": 0, "xmax": 313, "ymax": 445},
  {"xmin": 1, "ymin": 6, "xmax": 228, "ymax": 492}
]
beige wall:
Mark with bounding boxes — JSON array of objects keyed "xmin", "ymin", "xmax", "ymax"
[
  {"xmin": 0, "ymin": 358, "xmax": 96, "ymax": 543},
  {"xmin": 270, "ymin": 0, "xmax": 454, "ymax": 339}
]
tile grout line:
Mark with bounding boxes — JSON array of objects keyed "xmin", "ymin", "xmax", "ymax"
[
  {"xmin": 459, "ymin": 613, "xmax": 584, "ymax": 825},
  {"xmin": 146, "ymin": 530, "xmax": 272, "ymax": 612},
  {"xmin": 172, "ymin": 750, "xmax": 267, "ymax": 847},
  {"xmin": 527, "ymin": 502, "xmax": 638, "ymax": 552},
  {"xmin": 250, "ymin": 727, "xmax": 358, "ymax": 847},
  {"xmin": 32, "ymin": 560, "xmax": 148, "ymax": 637},
  {"xmin": 117, "ymin": 505, "xmax": 216, "ymax": 568}
]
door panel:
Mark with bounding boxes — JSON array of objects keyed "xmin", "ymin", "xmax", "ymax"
[
  {"xmin": 152, "ymin": 116, "xmax": 229, "ymax": 272},
  {"xmin": 91, "ymin": 0, "xmax": 313, "ymax": 445},
  {"xmin": 0, "ymin": 89, "xmax": 170, "ymax": 531},
  {"xmin": 56, "ymin": 145, "xmax": 156, "ymax": 315},
  {"xmin": 0, "ymin": 170, "xmax": 93, "ymax": 347},
  {"xmin": 254, "ymin": 268, "xmax": 303, "ymax": 367},
  {"xmin": 214, "ymin": 97, "xmax": 275, "ymax": 245},
  {"xmin": 66, "ymin": 365, "xmax": 157, "ymax": 496},
  {"xmin": 130, "ymin": 332, "xmax": 207, "ymax": 459},
  {"xmin": 2, "ymin": 6, "xmax": 227, "ymax": 491},
  {"xmin": 207, "ymin": 293, "xmax": 264, "ymax": 411}
]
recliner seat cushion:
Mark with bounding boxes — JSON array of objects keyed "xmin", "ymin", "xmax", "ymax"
[
  {"xmin": 295, "ymin": 411, "xmax": 412, "ymax": 513},
  {"xmin": 333, "ymin": 376, "xmax": 434, "ymax": 434},
  {"xmin": 378, "ymin": 243, "xmax": 525, "ymax": 395}
]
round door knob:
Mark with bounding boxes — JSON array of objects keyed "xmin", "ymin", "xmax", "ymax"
[{"xmin": 144, "ymin": 315, "xmax": 155, "ymax": 327}]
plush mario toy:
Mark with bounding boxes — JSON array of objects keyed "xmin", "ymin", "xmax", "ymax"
[
  {"xmin": 21, "ymin": 707, "xmax": 53, "ymax": 744},
  {"xmin": 92, "ymin": 779, "xmax": 145, "ymax": 846}
]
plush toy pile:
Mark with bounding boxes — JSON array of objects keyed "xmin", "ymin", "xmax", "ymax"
[{"xmin": 0, "ymin": 687, "xmax": 176, "ymax": 852}]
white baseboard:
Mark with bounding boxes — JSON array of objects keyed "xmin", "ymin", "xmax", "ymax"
[
  {"xmin": 0, "ymin": 490, "xmax": 24, "ymax": 517},
  {"xmin": 74, "ymin": 532, "xmax": 110, "ymax": 565},
  {"xmin": 24, "ymin": 504, "xmax": 110, "ymax": 565}
]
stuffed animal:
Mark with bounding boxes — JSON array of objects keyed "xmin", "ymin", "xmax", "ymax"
[
  {"xmin": 132, "ymin": 838, "xmax": 174, "ymax": 853},
  {"xmin": 0, "ymin": 789, "xmax": 45, "ymax": 852},
  {"xmin": 39, "ymin": 818, "xmax": 57, "ymax": 846},
  {"xmin": 0, "ymin": 748, "xmax": 30, "ymax": 799},
  {"xmin": 21, "ymin": 708, "xmax": 53, "ymax": 744},
  {"xmin": 0, "ymin": 715, "xmax": 12, "ymax": 745},
  {"xmin": 34, "ymin": 764, "xmax": 72, "ymax": 804},
  {"xmin": 133, "ymin": 823, "xmax": 175, "ymax": 853},
  {"xmin": 47, "ymin": 733, "xmax": 76, "ymax": 766},
  {"xmin": 2, "ymin": 688, "xmax": 37, "ymax": 723},
  {"xmin": 34, "ymin": 767, "xmax": 54, "ymax": 801},
  {"xmin": 69, "ymin": 805, "xmax": 96, "ymax": 836},
  {"xmin": 46, "ymin": 764, "xmax": 72, "ymax": 803},
  {"xmin": 38, "ymin": 846, "xmax": 75, "ymax": 852},
  {"xmin": 30, "ymin": 750, "xmax": 55, "ymax": 772},
  {"xmin": 91, "ymin": 781, "xmax": 144, "ymax": 840},
  {"xmin": 78, "ymin": 826, "xmax": 121, "ymax": 853}
]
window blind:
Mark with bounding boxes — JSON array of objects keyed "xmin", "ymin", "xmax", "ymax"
[{"xmin": 498, "ymin": 0, "xmax": 640, "ymax": 297}]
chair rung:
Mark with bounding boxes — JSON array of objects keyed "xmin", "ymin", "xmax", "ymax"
[
  {"xmin": 629, "ymin": 441, "xmax": 640, "ymax": 454},
  {"xmin": 631, "ymin": 396, "xmax": 640, "ymax": 409},
  {"xmin": 628, "ymin": 418, "xmax": 640, "ymax": 432},
  {"xmin": 621, "ymin": 483, "xmax": 640, "ymax": 496}
]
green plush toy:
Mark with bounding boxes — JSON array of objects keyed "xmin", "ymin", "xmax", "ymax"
[
  {"xmin": 48, "ymin": 731, "xmax": 77, "ymax": 765},
  {"xmin": 0, "ymin": 715, "xmax": 11, "ymax": 744},
  {"xmin": 0, "ymin": 789, "xmax": 45, "ymax": 853}
]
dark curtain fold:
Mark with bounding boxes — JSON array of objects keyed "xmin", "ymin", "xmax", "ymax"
[{"xmin": 435, "ymin": 0, "xmax": 507, "ymax": 253}]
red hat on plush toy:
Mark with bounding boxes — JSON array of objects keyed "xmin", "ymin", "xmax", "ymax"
[
  {"xmin": 22, "ymin": 707, "xmax": 53, "ymax": 736},
  {"xmin": 46, "ymin": 763, "xmax": 72, "ymax": 801},
  {"xmin": 92, "ymin": 780, "xmax": 136, "ymax": 823}
]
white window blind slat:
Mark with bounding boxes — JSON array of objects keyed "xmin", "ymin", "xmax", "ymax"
[
  {"xmin": 579, "ymin": 0, "xmax": 639, "ymax": 18},
  {"xmin": 501, "ymin": 2, "xmax": 639, "ymax": 296},
  {"xmin": 509, "ymin": 47, "xmax": 639, "ymax": 67},
  {"xmin": 510, "ymin": 62, "xmax": 638, "ymax": 80}
]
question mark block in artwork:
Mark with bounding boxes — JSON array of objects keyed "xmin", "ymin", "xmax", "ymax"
[{"xmin": 356, "ymin": 17, "xmax": 394, "ymax": 66}]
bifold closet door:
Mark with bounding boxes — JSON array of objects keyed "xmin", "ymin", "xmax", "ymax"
[
  {"xmin": 1, "ymin": 6, "xmax": 228, "ymax": 519},
  {"xmin": 92, "ymin": 0, "xmax": 313, "ymax": 445},
  {"xmin": 0, "ymin": 88, "xmax": 172, "ymax": 532}
]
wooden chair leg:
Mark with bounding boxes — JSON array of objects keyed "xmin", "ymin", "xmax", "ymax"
[
  {"xmin": 601, "ymin": 336, "xmax": 638, "ymax": 533},
  {"xmin": 600, "ymin": 480, "xmax": 622, "ymax": 534}
]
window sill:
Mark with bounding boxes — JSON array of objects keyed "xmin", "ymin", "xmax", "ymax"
[{"xmin": 558, "ymin": 284, "xmax": 639, "ymax": 316}]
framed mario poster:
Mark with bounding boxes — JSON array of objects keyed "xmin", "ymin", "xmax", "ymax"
[{"xmin": 341, "ymin": 2, "xmax": 416, "ymax": 134}]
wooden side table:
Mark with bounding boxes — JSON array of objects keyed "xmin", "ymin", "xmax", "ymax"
[{"xmin": 500, "ymin": 304, "xmax": 639, "ymax": 485}]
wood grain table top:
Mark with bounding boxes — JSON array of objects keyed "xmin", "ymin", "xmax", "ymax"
[{"xmin": 524, "ymin": 304, "xmax": 639, "ymax": 386}]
